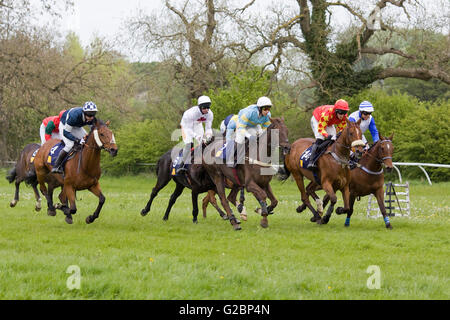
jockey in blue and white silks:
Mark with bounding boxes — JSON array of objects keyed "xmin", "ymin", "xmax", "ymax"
[
  {"xmin": 51, "ymin": 101, "xmax": 98, "ymax": 173},
  {"xmin": 348, "ymin": 101, "xmax": 379, "ymax": 145},
  {"xmin": 223, "ymin": 96, "xmax": 272, "ymax": 166}
]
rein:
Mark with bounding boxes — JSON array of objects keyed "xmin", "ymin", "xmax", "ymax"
[{"xmin": 357, "ymin": 139, "xmax": 392, "ymax": 175}]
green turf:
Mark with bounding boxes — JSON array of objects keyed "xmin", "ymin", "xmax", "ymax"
[{"xmin": 0, "ymin": 169, "xmax": 448, "ymax": 299}]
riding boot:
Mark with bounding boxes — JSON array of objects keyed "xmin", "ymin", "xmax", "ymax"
[
  {"xmin": 234, "ymin": 142, "xmax": 246, "ymax": 167},
  {"xmin": 176, "ymin": 143, "xmax": 192, "ymax": 174},
  {"xmin": 307, "ymin": 139, "xmax": 322, "ymax": 169},
  {"xmin": 51, "ymin": 150, "xmax": 68, "ymax": 174}
]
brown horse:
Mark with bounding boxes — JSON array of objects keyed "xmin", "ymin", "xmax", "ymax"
[
  {"xmin": 33, "ymin": 119, "xmax": 118, "ymax": 224},
  {"xmin": 6, "ymin": 143, "xmax": 42, "ymax": 211},
  {"xmin": 284, "ymin": 119, "xmax": 365, "ymax": 225},
  {"xmin": 203, "ymin": 117, "xmax": 290, "ymax": 230},
  {"xmin": 317, "ymin": 134, "xmax": 395, "ymax": 229}
]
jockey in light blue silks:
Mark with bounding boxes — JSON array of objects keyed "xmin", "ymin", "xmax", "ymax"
[
  {"xmin": 51, "ymin": 101, "xmax": 98, "ymax": 173},
  {"xmin": 348, "ymin": 101, "xmax": 379, "ymax": 147},
  {"xmin": 223, "ymin": 96, "xmax": 272, "ymax": 167}
]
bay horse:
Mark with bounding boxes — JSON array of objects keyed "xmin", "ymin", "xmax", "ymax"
[
  {"xmin": 203, "ymin": 117, "xmax": 290, "ymax": 230},
  {"xmin": 284, "ymin": 119, "xmax": 365, "ymax": 225},
  {"xmin": 140, "ymin": 144, "xmax": 244, "ymax": 224},
  {"xmin": 33, "ymin": 119, "xmax": 118, "ymax": 224},
  {"xmin": 316, "ymin": 134, "xmax": 395, "ymax": 229},
  {"xmin": 5, "ymin": 143, "xmax": 42, "ymax": 211}
]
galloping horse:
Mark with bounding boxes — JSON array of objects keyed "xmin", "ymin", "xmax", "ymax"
[
  {"xmin": 140, "ymin": 144, "xmax": 244, "ymax": 223},
  {"xmin": 6, "ymin": 143, "xmax": 42, "ymax": 211},
  {"xmin": 33, "ymin": 119, "xmax": 118, "ymax": 224},
  {"xmin": 284, "ymin": 119, "xmax": 365, "ymax": 224},
  {"xmin": 203, "ymin": 117, "xmax": 290, "ymax": 230},
  {"xmin": 318, "ymin": 134, "xmax": 395, "ymax": 229},
  {"xmin": 201, "ymin": 187, "xmax": 247, "ymax": 221}
]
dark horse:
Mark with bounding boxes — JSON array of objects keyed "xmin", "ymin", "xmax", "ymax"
[
  {"xmin": 201, "ymin": 187, "xmax": 247, "ymax": 221},
  {"xmin": 284, "ymin": 119, "xmax": 365, "ymax": 225},
  {"xmin": 203, "ymin": 117, "xmax": 291, "ymax": 230},
  {"xmin": 33, "ymin": 119, "xmax": 118, "ymax": 224},
  {"xmin": 315, "ymin": 134, "xmax": 395, "ymax": 229},
  {"xmin": 6, "ymin": 143, "xmax": 42, "ymax": 211},
  {"xmin": 140, "ymin": 144, "xmax": 244, "ymax": 224}
]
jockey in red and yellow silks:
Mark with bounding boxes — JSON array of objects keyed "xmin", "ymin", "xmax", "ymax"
[
  {"xmin": 307, "ymin": 99, "xmax": 350, "ymax": 168},
  {"xmin": 312, "ymin": 99, "xmax": 349, "ymax": 139}
]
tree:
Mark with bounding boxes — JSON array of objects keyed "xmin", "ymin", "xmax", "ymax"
[
  {"xmin": 127, "ymin": 0, "xmax": 257, "ymax": 102},
  {"xmin": 243, "ymin": 0, "xmax": 449, "ymax": 105}
]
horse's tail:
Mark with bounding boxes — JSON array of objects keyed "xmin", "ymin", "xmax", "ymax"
[
  {"xmin": 24, "ymin": 169, "xmax": 37, "ymax": 186},
  {"xmin": 6, "ymin": 167, "xmax": 16, "ymax": 183}
]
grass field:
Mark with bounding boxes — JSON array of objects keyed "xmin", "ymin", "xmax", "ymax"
[{"xmin": 0, "ymin": 168, "xmax": 449, "ymax": 300}]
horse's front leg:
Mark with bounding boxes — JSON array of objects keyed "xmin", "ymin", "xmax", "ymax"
[
  {"xmin": 46, "ymin": 185, "xmax": 57, "ymax": 217},
  {"xmin": 318, "ymin": 181, "xmax": 337, "ymax": 225},
  {"xmin": 212, "ymin": 175, "xmax": 241, "ymax": 231},
  {"xmin": 336, "ymin": 184, "xmax": 351, "ymax": 216},
  {"xmin": 306, "ymin": 182, "xmax": 323, "ymax": 217},
  {"xmin": 264, "ymin": 183, "xmax": 278, "ymax": 215},
  {"xmin": 227, "ymin": 187, "xmax": 244, "ymax": 222},
  {"xmin": 86, "ymin": 183, "xmax": 105, "ymax": 224},
  {"xmin": 163, "ymin": 183, "xmax": 184, "ymax": 221},
  {"xmin": 191, "ymin": 191, "xmax": 199, "ymax": 224},
  {"xmin": 374, "ymin": 187, "xmax": 393, "ymax": 229},
  {"xmin": 63, "ymin": 185, "xmax": 77, "ymax": 224},
  {"xmin": 344, "ymin": 195, "xmax": 356, "ymax": 227},
  {"xmin": 246, "ymin": 180, "xmax": 269, "ymax": 228}
]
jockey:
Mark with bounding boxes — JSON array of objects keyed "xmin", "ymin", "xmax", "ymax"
[
  {"xmin": 176, "ymin": 95, "xmax": 214, "ymax": 173},
  {"xmin": 224, "ymin": 96, "xmax": 272, "ymax": 167},
  {"xmin": 220, "ymin": 114, "xmax": 235, "ymax": 135},
  {"xmin": 39, "ymin": 109, "xmax": 66, "ymax": 145},
  {"xmin": 349, "ymin": 101, "xmax": 379, "ymax": 146},
  {"xmin": 51, "ymin": 101, "xmax": 98, "ymax": 174},
  {"xmin": 307, "ymin": 99, "xmax": 349, "ymax": 168}
]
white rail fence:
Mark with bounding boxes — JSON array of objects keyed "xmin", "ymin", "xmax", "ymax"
[{"xmin": 391, "ymin": 162, "xmax": 450, "ymax": 185}]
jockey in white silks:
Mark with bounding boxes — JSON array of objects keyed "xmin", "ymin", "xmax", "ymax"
[{"xmin": 176, "ymin": 95, "xmax": 214, "ymax": 173}]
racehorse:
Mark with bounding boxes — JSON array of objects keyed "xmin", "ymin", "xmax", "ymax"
[
  {"xmin": 33, "ymin": 119, "xmax": 118, "ymax": 224},
  {"xmin": 284, "ymin": 119, "xmax": 365, "ymax": 225},
  {"xmin": 5, "ymin": 143, "xmax": 42, "ymax": 211},
  {"xmin": 316, "ymin": 134, "xmax": 395, "ymax": 229},
  {"xmin": 203, "ymin": 117, "xmax": 290, "ymax": 230},
  {"xmin": 140, "ymin": 144, "xmax": 244, "ymax": 224}
]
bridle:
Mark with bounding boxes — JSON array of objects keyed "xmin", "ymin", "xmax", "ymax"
[{"xmin": 366, "ymin": 139, "xmax": 393, "ymax": 164}]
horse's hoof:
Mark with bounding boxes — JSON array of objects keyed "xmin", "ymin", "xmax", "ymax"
[
  {"xmin": 386, "ymin": 224, "xmax": 393, "ymax": 230},
  {"xmin": 162, "ymin": 217, "xmax": 168, "ymax": 221},
  {"xmin": 221, "ymin": 215, "xmax": 229, "ymax": 220},
  {"xmin": 10, "ymin": 201, "xmax": 17, "ymax": 208},
  {"xmin": 344, "ymin": 224, "xmax": 350, "ymax": 227},
  {"xmin": 336, "ymin": 207, "xmax": 345, "ymax": 215},
  {"xmin": 255, "ymin": 208, "xmax": 262, "ymax": 215},
  {"xmin": 260, "ymin": 221, "xmax": 269, "ymax": 228},
  {"xmin": 35, "ymin": 206, "xmax": 41, "ymax": 212},
  {"xmin": 65, "ymin": 216, "xmax": 73, "ymax": 224},
  {"xmin": 85, "ymin": 216, "xmax": 93, "ymax": 224},
  {"xmin": 233, "ymin": 224, "xmax": 242, "ymax": 231},
  {"xmin": 54, "ymin": 203, "xmax": 62, "ymax": 209},
  {"xmin": 47, "ymin": 209, "xmax": 56, "ymax": 217},
  {"xmin": 296, "ymin": 204, "xmax": 307, "ymax": 213},
  {"xmin": 140, "ymin": 209, "xmax": 148, "ymax": 217},
  {"xmin": 193, "ymin": 219, "xmax": 198, "ymax": 224},
  {"xmin": 310, "ymin": 216, "xmax": 319, "ymax": 222}
]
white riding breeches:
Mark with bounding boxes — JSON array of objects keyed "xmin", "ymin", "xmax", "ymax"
[{"xmin": 39, "ymin": 124, "xmax": 63, "ymax": 145}]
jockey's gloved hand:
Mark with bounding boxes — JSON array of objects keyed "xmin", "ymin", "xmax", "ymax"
[
  {"xmin": 79, "ymin": 138, "xmax": 86, "ymax": 145},
  {"xmin": 325, "ymin": 135, "xmax": 332, "ymax": 140}
]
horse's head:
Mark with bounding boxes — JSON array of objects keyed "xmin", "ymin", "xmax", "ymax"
[
  {"xmin": 376, "ymin": 133, "xmax": 395, "ymax": 173},
  {"xmin": 91, "ymin": 119, "xmax": 118, "ymax": 157},
  {"xmin": 269, "ymin": 117, "xmax": 291, "ymax": 156},
  {"xmin": 344, "ymin": 119, "xmax": 365, "ymax": 159}
]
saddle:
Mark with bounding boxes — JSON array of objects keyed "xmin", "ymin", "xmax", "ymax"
[
  {"xmin": 47, "ymin": 142, "xmax": 78, "ymax": 171},
  {"xmin": 298, "ymin": 139, "xmax": 335, "ymax": 185}
]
